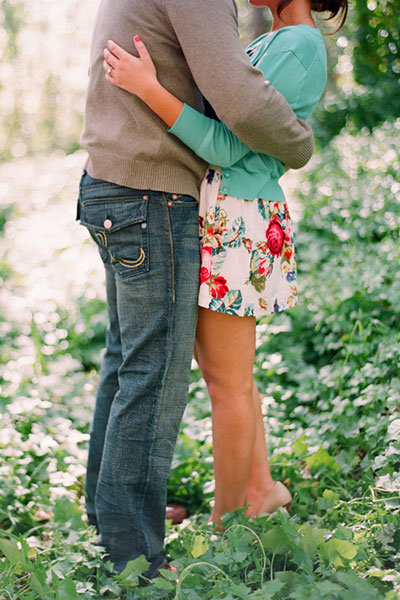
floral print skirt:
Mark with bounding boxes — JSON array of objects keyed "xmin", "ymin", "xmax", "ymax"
[{"xmin": 198, "ymin": 169, "xmax": 298, "ymax": 317}]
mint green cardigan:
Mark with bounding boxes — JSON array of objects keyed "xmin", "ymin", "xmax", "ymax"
[{"xmin": 168, "ymin": 25, "xmax": 327, "ymax": 202}]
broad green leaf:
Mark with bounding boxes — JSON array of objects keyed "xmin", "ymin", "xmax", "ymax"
[
  {"xmin": 314, "ymin": 580, "xmax": 343, "ymax": 596},
  {"xmin": 56, "ymin": 577, "xmax": 79, "ymax": 600},
  {"xmin": 292, "ymin": 435, "xmax": 308, "ymax": 456},
  {"xmin": 233, "ymin": 550, "xmax": 248, "ymax": 562},
  {"xmin": 305, "ymin": 447, "xmax": 342, "ymax": 475},
  {"xmin": 151, "ymin": 576, "xmax": 175, "ymax": 591},
  {"xmin": 100, "ymin": 581, "xmax": 121, "ymax": 595},
  {"xmin": 212, "ymin": 550, "xmax": 232, "ymax": 566},
  {"xmin": 262, "ymin": 578, "xmax": 286, "ymax": 595},
  {"xmin": 0, "ymin": 538, "xmax": 23, "ymax": 567},
  {"xmin": 335, "ymin": 524, "xmax": 354, "ymax": 541},
  {"xmin": 223, "ymin": 581, "xmax": 254, "ymax": 599},
  {"xmin": 191, "ymin": 534, "xmax": 208, "ymax": 558},
  {"xmin": 288, "ymin": 587, "xmax": 314, "ymax": 600},
  {"xmin": 336, "ymin": 570, "xmax": 380, "ymax": 597},
  {"xmin": 292, "ymin": 545, "xmax": 314, "ymax": 575},
  {"xmin": 158, "ymin": 566, "xmax": 179, "ymax": 581},
  {"xmin": 366, "ymin": 568, "xmax": 384, "ymax": 578},
  {"xmin": 298, "ymin": 526, "xmax": 326, "ymax": 556},
  {"xmin": 297, "ymin": 526, "xmax": 326, "ymax": 566},
  {"xmin": 322, "ymin": 538, "xmax": 358, "ymax": 565},
  {"xmin": 261, "ymin": 526, "xmax": 290, "ymax": 555},
  {"xmin": 118, "ymin": 554, "xmax": 151, "ymax": 582},
  {"xmin": 53, "ymin": 496, "xmax": 82, "ymax": 526}
]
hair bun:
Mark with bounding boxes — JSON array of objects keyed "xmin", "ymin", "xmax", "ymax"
[{"xmin": 278, "ymin": 0, "xmax": 348, "ymax": 32}]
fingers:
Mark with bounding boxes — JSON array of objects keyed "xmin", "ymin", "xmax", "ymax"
[
  {"xmin": 133, "ymin": 35, "xmax": 151, "ymax": 62},
  {"xmin": 106, "ymin": 39, "xmax": 124, "ymax": 60},
  {"xmin": 103, "ymin": 59, "xmax": 115, "ymax": 82},
  {"xmin": 103, "ymin": 47, "xmax": 118, "ymax": 70}
]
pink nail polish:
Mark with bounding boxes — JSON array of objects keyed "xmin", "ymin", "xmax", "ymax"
[{"xmin": 134, "ymin": 35, "xmax": 141, "ymax": 42}]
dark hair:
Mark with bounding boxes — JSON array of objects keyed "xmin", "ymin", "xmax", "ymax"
[{"xmin": 277, "ymin": 0, "xmax": 349, "ymax": 32}]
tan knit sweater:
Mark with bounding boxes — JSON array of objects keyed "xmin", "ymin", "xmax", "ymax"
[{"xmin": 80, "ymin": 0, "xmax": 314, "ymax": 200}]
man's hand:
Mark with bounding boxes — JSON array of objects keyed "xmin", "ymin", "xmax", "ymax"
[{"xmin": 103, "ymin": 36, "xmax": 158, "ymax": 103}]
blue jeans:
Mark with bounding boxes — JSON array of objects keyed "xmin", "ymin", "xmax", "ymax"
[{"xmin": 77, "ymin": 171, "xmax": 200, "ymax": 574}]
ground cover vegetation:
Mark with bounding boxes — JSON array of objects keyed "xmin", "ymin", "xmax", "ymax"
[
  {"xmin": 1, "ymin": 121, "xmax": 399, "ymax": 598},
  {"xmin": 312, "ymin": 0, "xmax": 400, "ymax": 145}
]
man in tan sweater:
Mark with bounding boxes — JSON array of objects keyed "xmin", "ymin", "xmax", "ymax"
[{"xmin": 78, "ymin": 0, "xmax": 313, "ymax": 577}]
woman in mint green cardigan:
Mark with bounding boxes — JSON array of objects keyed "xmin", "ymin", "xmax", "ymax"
[{"xmin": 102, "ymin": 0, "xmax": 348, "ymax": 526}]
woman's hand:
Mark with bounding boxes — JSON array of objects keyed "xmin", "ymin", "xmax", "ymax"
[
  {"xmin": 103, "ymin": 34, "xmax": 184, "ymax": 129},
  {"xmin": 103, "ymin": 36, "xmax": 158, "ymax": 102}
]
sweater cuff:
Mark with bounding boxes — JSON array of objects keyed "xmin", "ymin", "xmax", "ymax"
[{"xmin": 168, "ymin": 103, "xmax": 209, "ymax": 153}]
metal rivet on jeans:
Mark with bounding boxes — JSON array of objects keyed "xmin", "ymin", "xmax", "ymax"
[
  {"xmin": 141, "ymin": 223, "xmax": 147, "ymax": 229},
  {"xmin": 172, "ymin": 194, "xmax": 178, "ymax": 200},
  {"xmin": 167, "ymin": 201, "xmax": 172, "ymax": 207},
  {"xmin": 104, "ymin": 219, "xmax": 112, "ymax": 229},
  {"xmin": 142, "ymin": 195, "xmax": 148, "ymax": 200}
]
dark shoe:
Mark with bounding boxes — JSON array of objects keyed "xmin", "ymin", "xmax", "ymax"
[{"xmin": 166, "ymin": 503, "xmax": 188, "ymax": 524}]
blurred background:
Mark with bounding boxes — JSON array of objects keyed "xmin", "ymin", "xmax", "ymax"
[
  {"xmin": 0, "ymin": 0, "xmax": 398, "ymax": 161},
  {"xmin": 0, "ymin": 2, "xmax": 399, "ymax": 597}
]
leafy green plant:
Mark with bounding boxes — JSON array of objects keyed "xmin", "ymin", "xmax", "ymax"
[
  {"xmin": 314, "ymin": 1, "xmax": 400, "ymax": 144},
  {"xmin": 1, "ymin": 123, "xmax": 400, "ymax": 597}
]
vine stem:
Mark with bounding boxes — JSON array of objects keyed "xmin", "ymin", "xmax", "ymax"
[
  {"xmin": 174, "ymin": 561, "xmax": 232, "ymax": 600},
  {"xmin": 325, "ymin": 492, "xmax": 399, "ymax": 516},
  {"xmin": 270, "ymin": 552, "xmax": 276, "ymax": 581},
  {"xmin": 222, "ymin": 524, "xmax": 267, "ymax": 587}
]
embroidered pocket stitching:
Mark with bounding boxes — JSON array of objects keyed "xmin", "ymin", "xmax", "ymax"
[
  {"xmin": 95, "ymin": 231, "xmax": 107, "ymax": 247},
  {"xmin": 111, "ymin": 248, "xmax": 146, "ymax": 269},
  {"xmin": 95, "ymin": 231, "xmax": 146, "ymax": 270}
]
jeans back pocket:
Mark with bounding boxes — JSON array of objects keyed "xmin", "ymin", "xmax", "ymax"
[{"xmin": 79, "ymin": 190, "xmax": 149, "ymax": 280}]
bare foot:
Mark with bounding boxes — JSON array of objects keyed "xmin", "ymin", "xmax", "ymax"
[
  {"xmin": 255, "ymin": 482, "xmax": 292, "ymax": 516},
  {"xmin": 245, "ymin": 482, "xmax": 276, "ymax": 518}
]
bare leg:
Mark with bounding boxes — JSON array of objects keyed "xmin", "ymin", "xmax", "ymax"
[
  {"xmin": 244, "ymin": 383, "xmax": 275, "ymax": 518},
  {"xmin": 195, "ymin": 307, "xmax": 257, "ymax": 526}
]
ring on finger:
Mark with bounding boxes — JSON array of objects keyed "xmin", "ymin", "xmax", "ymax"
[{"xmin": 107, "ymin": 66, "xmax": 113, "ymax": 75}]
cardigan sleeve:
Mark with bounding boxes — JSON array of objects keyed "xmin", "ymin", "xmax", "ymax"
[
  {"xmin": 168, "ymin": 48, "xmax": 308, "ymax": 169},
  {"xmin": 168, "ymin": 104, "xmax": 251, "ymax": 168}
]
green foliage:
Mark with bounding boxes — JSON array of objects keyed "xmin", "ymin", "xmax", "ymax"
[
  {"xmin": 314, "ymin": 0, "xmax": 400, "ymax": 144},
  {"xmin": 1, "ymin": 123, "xmax": 400, "ymax": 598},
  {"xmin": 352, "ymin": 0, "xmax": 399, "ymax": 89}
]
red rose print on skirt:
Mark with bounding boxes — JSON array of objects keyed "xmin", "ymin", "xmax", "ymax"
[
  {"xmin": 266, "ymin": 216, "xmax": 284, "ymax": 256},
  {"xmin": 210, "ymin": 276, "xmax": 229, "ymax": 299},
  {"xmin": 200, "ymin": 245, "xmax": 213, "ymax": 284}
]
